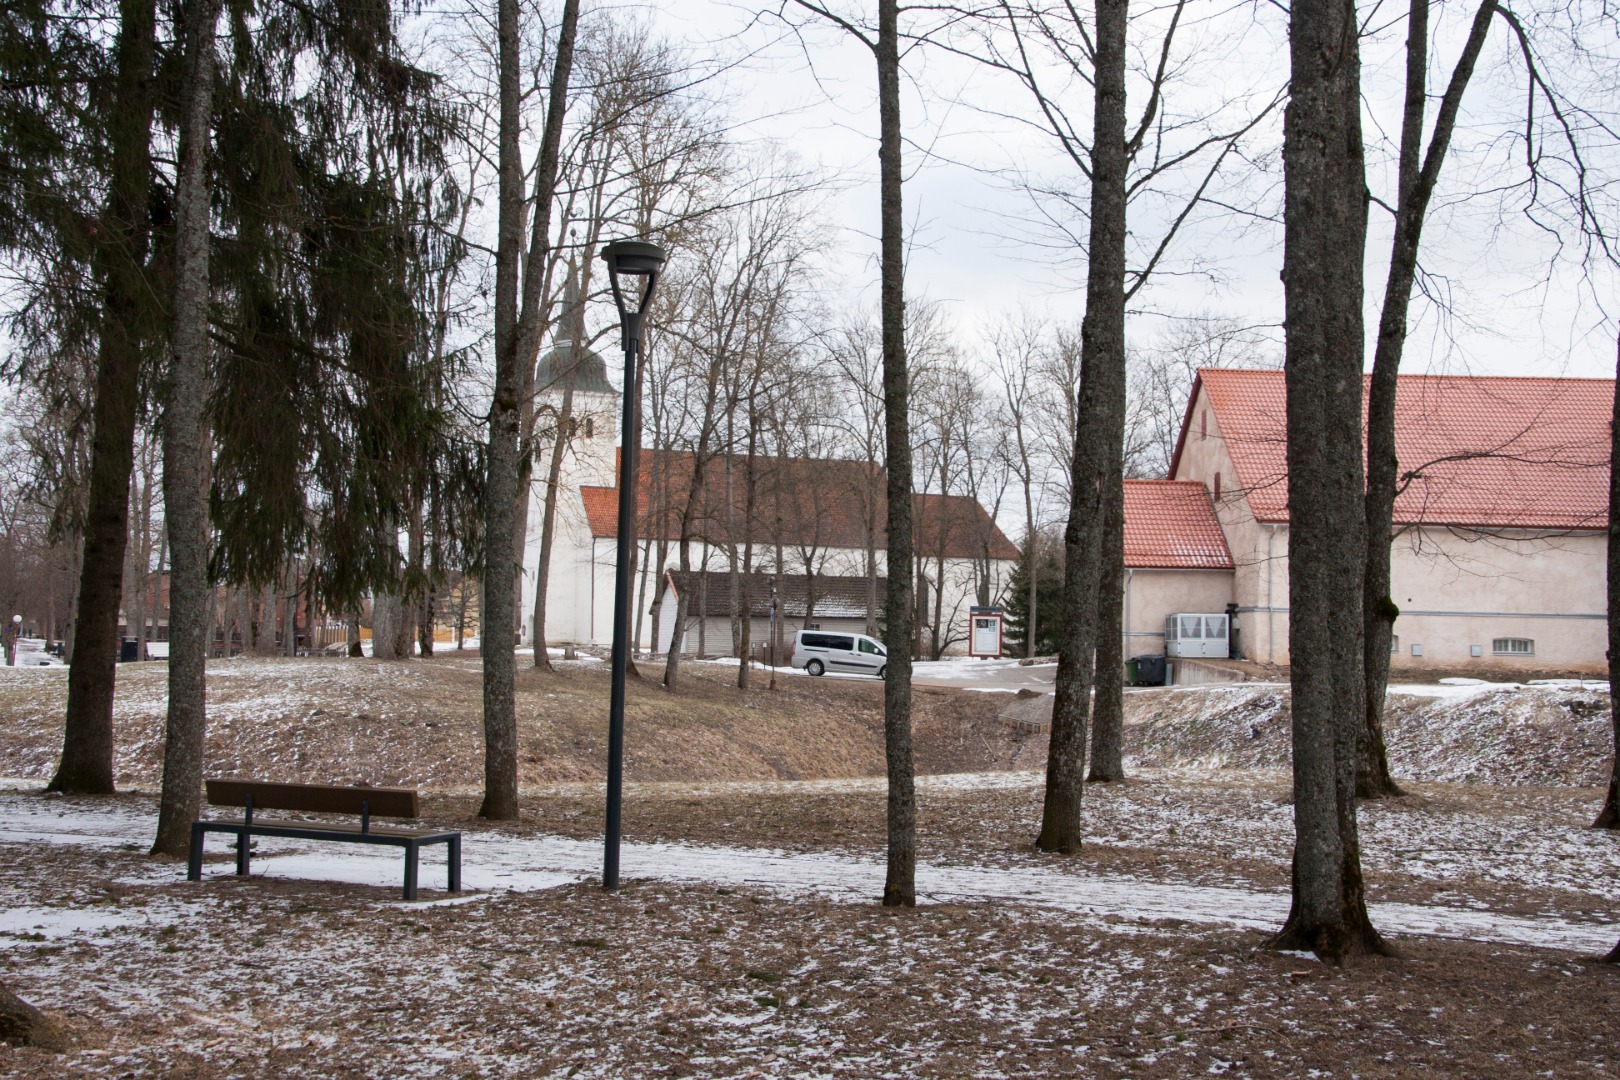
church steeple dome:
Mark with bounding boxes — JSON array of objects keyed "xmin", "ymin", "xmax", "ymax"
[{"xmin": 535, "ymin": 251, "xmax": 615, "ymax": 396}]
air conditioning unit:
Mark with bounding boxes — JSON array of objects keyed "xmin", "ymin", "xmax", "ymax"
[{"xmin": 1164, "ymin": 613, "xmax": 1230, "ymax": 659}]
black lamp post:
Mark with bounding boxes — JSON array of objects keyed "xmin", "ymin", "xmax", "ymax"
[{"xmin": 599, "ymin": 238, "xmax": 666, "ymax": 891}]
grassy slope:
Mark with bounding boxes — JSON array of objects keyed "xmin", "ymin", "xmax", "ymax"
[{"xmin": 0, "ymin": 655, "xmax": 1025, "ymax": 790}]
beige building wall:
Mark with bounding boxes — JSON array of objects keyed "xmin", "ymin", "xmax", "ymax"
[
  {"xmin": 1386, "ymin": 528, "xmax": 1605, "ymax": 672},
  {"xmin": 1171, "ymin": 381, "xmax": 1292, "ymax": 663},
  {"xmin": 1122, "ymin": 568, "xmax": 1235, "ymax": 656},
  {"xmin": 1169, "ymin": 379, "xmax": 1606, "ymax": 670}
]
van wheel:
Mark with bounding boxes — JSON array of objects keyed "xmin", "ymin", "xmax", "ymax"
[
  {"xmin": 876, "ymin": 665, "xmax": 886, "ymax": 679},
  {"xmin": 806, "ymin": 659, "xmax": 825, "ymax": 676}
]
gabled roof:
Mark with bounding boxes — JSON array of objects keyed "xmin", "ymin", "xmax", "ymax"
[
  {"xmin": 581, "ymin": 449, "xmax": 1019, "ymax": 560},
  {"xmin": 1174, "ymin": 368, "xmax": 1612, "ymax": 529},
  {"xmin": 1123, "ymin": 480, "xmax": 1233, "ymax": 569},
  {"xmin": 664, "ymin": 571, "xmax": 886, "ymax": 620}
]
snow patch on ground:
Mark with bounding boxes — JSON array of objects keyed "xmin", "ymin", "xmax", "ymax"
[{"xmin": 4, "ymin": 793, "xmax": 1614, "ymax": 955}]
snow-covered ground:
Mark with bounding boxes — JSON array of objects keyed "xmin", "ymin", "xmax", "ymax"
[
  {"xmin": 4, "ymin": 637, "xmax": 64, "ymax": 669},
  {"xmin": 3, "ymin": 789, "xmax": 1614, "ymax": 955}
]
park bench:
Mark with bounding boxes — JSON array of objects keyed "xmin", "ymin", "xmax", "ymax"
[{"xmin": 187, "ymin": 779, "xmax": 461, "ymax": 901}]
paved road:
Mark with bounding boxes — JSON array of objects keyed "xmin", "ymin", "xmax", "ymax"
[{"xmin": 910, "ymin": 658, "xmax": 1059, "ymax": 693}]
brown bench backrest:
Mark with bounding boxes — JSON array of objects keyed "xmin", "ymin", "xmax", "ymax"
[{"xmin": 205, "ymin": 779, "xmax": 419, "ymax": 819}]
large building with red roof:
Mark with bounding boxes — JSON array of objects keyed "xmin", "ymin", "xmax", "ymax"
[
  {"xmin": 520, "ymin": 360, "xmax": 1019, "ymax": 656},
  {"xmin": 1164, "ymin": 368, "xmax": 1609, "ymax": 669}
]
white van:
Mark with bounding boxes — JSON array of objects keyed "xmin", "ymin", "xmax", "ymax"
[{"xmin": 791, "ymin": 630, "xmax": 887, "ymax": 678}]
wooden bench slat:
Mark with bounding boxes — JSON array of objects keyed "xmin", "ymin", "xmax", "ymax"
[
  {"xmin": 205, "ymin": 779, "xmax": 419, "ymax": 819},
  {"xmin": 205, "ymin": 818, "xmax": 452, "ymax": 840}
]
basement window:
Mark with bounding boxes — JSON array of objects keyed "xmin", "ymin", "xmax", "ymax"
[{"xmin": 1493, "ymin": 637, "xmax": 1534, "ymax": 657}]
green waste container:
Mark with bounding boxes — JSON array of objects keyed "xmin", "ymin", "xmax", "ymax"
[{"xmin": 1124, "ymin": 659, "xmax": 1140, "ymax": 686}]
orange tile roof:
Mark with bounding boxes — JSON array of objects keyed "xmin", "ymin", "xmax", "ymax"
[
  {"xmin": 1175, "ymin": 369, "xmax": 1612, "ymax": 529},
  {"xmin": 580, "ymin": 448, "xmax": 1019, "ymax": 560},
  {"xmin": 1123, "ymin": 480, "xmax": 1233, "ymax": 569}
]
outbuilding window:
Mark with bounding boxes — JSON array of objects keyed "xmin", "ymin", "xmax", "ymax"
[{"xmin": 1492, "ymin": 637, "xmax": 1534, "ymax": 656}]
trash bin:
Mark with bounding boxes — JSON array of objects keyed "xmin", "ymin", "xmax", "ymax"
[
  {"xmin": 1124, "ymin": 659, "xmax": 1140, "ymax": 686},
  {"xmin": 119, "ymin": 639, "xmax": 138, "ymax": 662},
  {"xmin": 1132, "ymin": 654, "xmax": 1166, "ymax": 686}
]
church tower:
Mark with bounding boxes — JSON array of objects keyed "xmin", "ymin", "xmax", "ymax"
[{"xmin": 523, "ymin": 253, "xmax": 621, "ymax": 647}]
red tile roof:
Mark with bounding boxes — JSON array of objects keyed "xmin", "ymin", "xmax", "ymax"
[
  {"xmin": 1175, "ymin": 369, "xmax": 1612, "ymax": 529},
  {"xmin": 1123, "ymin": 480, "xmax": 1234, "ymax": 569},
  {"xmin": 581, "ymin": 449, "xmax": 1019, "ymax": 560}
]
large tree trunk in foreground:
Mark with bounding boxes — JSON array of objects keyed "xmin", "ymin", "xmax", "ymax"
[
  {"xmin": 1270, "ymin": 0, "xmax": 1388, "ymax": 963},
  {"xmin": 1596, "ymin": 333, "xmax": 1620, "ymax": 830},
  {"xmin": 1089, "ymin": 476, "xmax": 1126, "ymax": 783},
  {"xmin": 1359, "ymin": 0, "xmax": 1496, "ymax": 800},
  {"xmin": 480, "ymin": 0, "xmax": 578, "ymax": 820},
  {"xmin": 875, "ymin": 0, "xmax": 916, "ymax": 907},
  {"xmin": 152, "ymin": 0, "xmax": 221, "ymax": 857},
  {"xmin": 1037, "ymin": 0, "xmax": 1128, "ymax": 853},
  {"xmin": 0, "ymin": 980, "xmax": 64, "ymax": 1050},
  {"xmin": 49, "ymin": 0, "xmax": 159, "ymax": 796}
]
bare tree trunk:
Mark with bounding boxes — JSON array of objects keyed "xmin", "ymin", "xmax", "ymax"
[
  {"xmin": 1089, "ymin": 477, "xmax": 1126, "ymax": 782},
  {"xmin": 347, "ymin": 611, "xmax": 362, "ymax": 657},
  {"xmin": 1360, "ymin": 0, "xmax": 1495, "ymax": 799},
  {"xmin": 531, "ymin": 376, "xmax": 577, "ymax": 673},
  {"xmin": 481, "ymin": 0, "xmax": 579, "ymax": 821},
  {"xmin": 698, "ymin": 559, "xmax": 709, "ymax": 655},
  {"xmin": 0, "ymin": 979, "xmax": 63, "ymax": 1050},
  {"xmin": 1596, "ymin": 330, "xmax": 1620, "ymax": 830},
  {"xmin": 151, "ymin": 522, "xmax": 167, "ymax": 650},
  {"xmin": 635, "ymin": 535, "xmax": 653, "ymax": 657},
  {"xmin": 875, "ymin": 0, "xmax": 916, "ymax": 907},
  {"xmin": 149, "ymin": 0, "xmax": 219, "ymax": 857},
  {"xmin": 418, "ymin": 594, "xmax": 434, "ymax": 656},
  {"xmin": 1270, "ymin": 0, "xmax": 1388, "ymax": 963},
  {"xmin": 1037, "ymin": 0, "xmax": 1128, "ymax": 855},
  {"xmin": 48, "ymin": 0, "xmax": 158, "ymax": 796}
]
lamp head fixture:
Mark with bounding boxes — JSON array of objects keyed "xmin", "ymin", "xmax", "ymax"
[{"xmin": 598, "ymin": 239, "xmax": 667, "ymax": 324}]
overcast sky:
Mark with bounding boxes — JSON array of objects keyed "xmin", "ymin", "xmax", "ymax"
[{"xmin": 649, "ymin": 0, "xmax": 1619, "ymax": 379}]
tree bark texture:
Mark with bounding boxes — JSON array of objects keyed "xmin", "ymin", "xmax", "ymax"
[
  {"xmin": 1596, "ymin": 330, "xmax": 1620, "ymax": 829},
  {"xmin": 152, "ymin": 0, "xmax": 221, "ymax": 857},
  {"xmin": 0, "ymin": 980, "xmax": 64, "ymax": 1050},
  {"xmin": 49, "ymin": 0, "xmax": 158, "ymax": 795},
  {"xmin": 530, "ymin": 375, "xmax": 575, "ymax": 672},
  {"xmin": 876, "ymin": 0, "xmax": 916, "ymax": 907},
  {"xmin": 481, "ymin": 0, "xmax": 578, "ymax": 820},
  {"xmin": 1359, "ymin": 0, "xmax": 1495, "ymax": 800},
  {"xmin": 1089, "ymin": 476, "xmax": 1126, "ymax": 782},
  {"xmin": 1271, "ymin": 0, "xmax": 1388, "ymax": 962},
  {"xmin": 1037, "ymin": 0, "xmax": 1128, "ymax": 853}
]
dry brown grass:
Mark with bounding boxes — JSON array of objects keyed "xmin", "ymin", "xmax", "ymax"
[
  {"xmin": 0, "ymin": 655, "xmax": 1026, "ymax": 791},
  {"xmin": 1, "ymin": 827, "xmax": 1618, "ymax": 1078}
]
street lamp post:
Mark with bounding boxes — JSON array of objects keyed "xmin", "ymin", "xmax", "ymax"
[
  {"xmin": 599, "ymin": 238, "xmax": 666, "ymax": 891},
  {"xmin": 768, "ymin": 576, "xmax": 778, "ymax": 692}
]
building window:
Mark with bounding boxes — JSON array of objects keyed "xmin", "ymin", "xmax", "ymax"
[
  {"xmin": 1390, "ymin": 635, "xmax": 1399, "ymax": 654},
  {"xmin": 585, "ymin": 417, "xmax": 594, "ymax": 438},
  {"xmin": 1213, "ymin": 471, "xmax": 1221, "ymax": 500},
  {"xmin": 1493, "ymin": 637, "xmax": 1534, "ymax": 657},
  {"xmin": 1201, "ymin": 410, "xmax": 1208, "ymax": 440}
]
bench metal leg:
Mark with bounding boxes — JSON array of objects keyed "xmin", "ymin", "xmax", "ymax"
[
  {"xmin": 235, "ymin": 827, "xmax": 251, "ymax": 876},
  {"xmin": 187, "ymin": 823, "xmax": 206, "ymax": 881},
  {"xmin": 403, "ymin": 840, "xmax": 420, "ymax": 901},
  {"xmin": 447, "ymin": 835, "xmax": 461, "ymax": 893}
]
